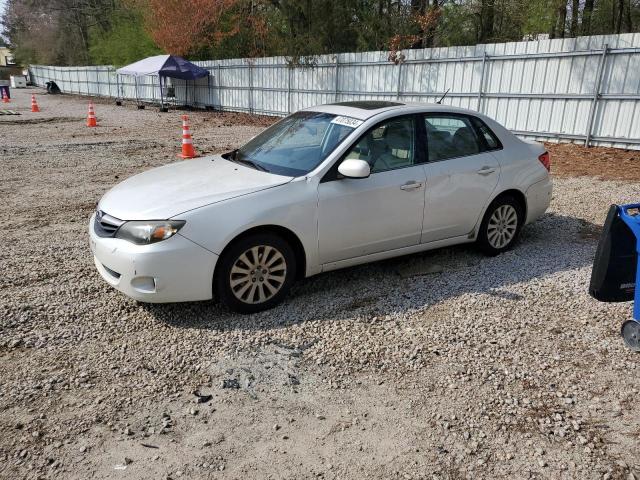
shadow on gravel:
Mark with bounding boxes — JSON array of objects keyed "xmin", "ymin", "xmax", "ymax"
[{"xmin": 144, "ymin": 212, "xmax": 599, "ymax": 331}]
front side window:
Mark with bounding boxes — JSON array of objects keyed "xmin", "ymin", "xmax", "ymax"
[
  {"xmin": 342, "ymin": 117, "xmax": 415, "ymax": 173},
  {"xmin": 232, "ymin": 111, "xmax": 356, "ymax": 176},
  {"xmin": 424, "ymin": 115, "xmax": 482, "ymax": 162}
]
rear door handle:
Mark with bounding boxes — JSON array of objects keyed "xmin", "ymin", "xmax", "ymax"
[
  {"xmin": 400, "ymin": 181, "xmax": 423, "ymax": 191},
  {"xmin": 477, "ymin": 166, "xmax": 496, "ymax": 175}
]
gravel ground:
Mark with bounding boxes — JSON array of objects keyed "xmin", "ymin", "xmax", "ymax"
[{"xmin": 2, "ymin": 88, "xmax": 640, "ymax": 480}]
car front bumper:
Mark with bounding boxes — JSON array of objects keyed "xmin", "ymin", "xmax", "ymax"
[{"xmin": 89, "ymin": 213, "xmax": 218, "ymax": 303}]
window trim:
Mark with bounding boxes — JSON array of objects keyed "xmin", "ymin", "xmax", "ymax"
[
  {"xmin": 320, "ymin": 113, "xmax": 424, "ymax": 183},
  {"xmin": 422, "ymin": 112, "xmax": 503, "ymax": 164}
]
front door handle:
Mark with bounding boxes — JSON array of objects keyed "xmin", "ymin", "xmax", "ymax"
[
  {"xmin": 400, "ymin": 181, "xmax": 423, "ymax": 191},
  {"xmin": 477, "ymin": 166, "xmax": 496, "ymax": 175}
]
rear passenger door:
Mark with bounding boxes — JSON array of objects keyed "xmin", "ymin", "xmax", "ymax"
[{"xmin": 421, "ymin": 114, "xmax": 501, "ymax": 243}]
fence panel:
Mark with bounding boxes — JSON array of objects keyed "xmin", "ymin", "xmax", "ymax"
[{"xmin": 29, "ymin": 32, "xmax": 640, "ymax": 149}]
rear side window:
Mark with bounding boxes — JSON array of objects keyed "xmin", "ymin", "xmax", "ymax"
[
  {"xmin": 471, "ymin": 117, "xmax": 502, "ymax": 151},
  {"xmin": 424, "ymin": 115, "xmax": 482, "ymax": 162}
]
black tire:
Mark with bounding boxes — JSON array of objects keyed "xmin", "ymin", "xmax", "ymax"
[
  {"xmin": 215, "ymin": 233, "xmax": 297, "ymax": 313},
  {"xmin": 477, "ymin": 194, "xmax": 524, "ymax": 256}
]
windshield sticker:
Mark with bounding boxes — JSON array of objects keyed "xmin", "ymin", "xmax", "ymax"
[{"xmin": 331, "ymin": 116, "xmax": 363, "ymax": 128}]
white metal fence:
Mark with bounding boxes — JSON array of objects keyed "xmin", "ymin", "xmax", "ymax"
[{"xmin": 29, "ymin": 33, "xmax": 640, "ymax": 149}]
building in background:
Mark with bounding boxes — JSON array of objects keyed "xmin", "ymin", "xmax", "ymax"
[
  {"xmin": 0, "ymin": 47, "xmax": 16, "ymax": 67},
  {"xmin": 0, "ymin": 47, "xmax": 26, "ymax": 90}
]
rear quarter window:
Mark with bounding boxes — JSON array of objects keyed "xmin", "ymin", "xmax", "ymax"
[{"xmin": 471, "ymin": 117, "xmax": 503, "ymax": 151}]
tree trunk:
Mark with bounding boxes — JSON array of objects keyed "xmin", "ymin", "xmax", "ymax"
[
  {"xmin": 410, "ymin": 0, "xmax": 427, "ymax": 48},
  {"xmin": 479, "ymin": 0, "xmax": 495, "ymax": 42},
  {"xmin": 581, "ymin": 0, "xmax": 594, "ymax": 35},
  {"xmin": 558, "ymin": 1, "xmax": 567, "ymax": 38},
  {"xmin": 550, "ymin": 1, "xmax": 567, "ymax": 39},
  {"xmin": 624, "ymin": 0, "xmax": 633, "ymax": 32},
  {"xmin": 615, "ymin": 0, "xmax": 624, "ymax": 33},
  {"xmin": 424, "ymin": 2, "xmax": 439, "ymax": 48},
  {"xmin": 570, "ymin": 0, "xmax": 579, "ymax": 37}
]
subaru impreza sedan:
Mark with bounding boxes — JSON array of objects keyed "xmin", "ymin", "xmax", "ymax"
[{"xmin": 89, "ymin": 101, "xmax": 552, "ymax": 313}]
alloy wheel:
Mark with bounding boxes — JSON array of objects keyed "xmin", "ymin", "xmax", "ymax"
[
  {"xmin": 486, "ymin": 204, "xmax": 518, "ymax": 249},
  {"xmin": 229, "ymin": 245, "xmax": 287, "ymax": 304}
]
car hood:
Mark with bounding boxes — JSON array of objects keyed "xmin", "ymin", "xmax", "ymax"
[{"xmin": 98, "ymin": 156, "xmax": 292, "ymax": 220}]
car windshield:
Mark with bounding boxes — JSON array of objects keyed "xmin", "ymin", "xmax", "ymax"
[{"xmin": 229, "ymin": 111, "xmax": 357, "ymax": 176}]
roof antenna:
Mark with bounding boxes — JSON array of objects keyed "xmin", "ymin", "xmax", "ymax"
[{"xmin": 436, "ymin": 88, "xmax": 450, "ymax": 104}]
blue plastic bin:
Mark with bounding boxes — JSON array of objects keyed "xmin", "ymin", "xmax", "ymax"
[
  {"xmin": 618, "ymin": 204, "xmax": 640, "ymax": 349},
  {"xmin": 590, "ymin": 203, "xmax": 640, "ymax": 350}
]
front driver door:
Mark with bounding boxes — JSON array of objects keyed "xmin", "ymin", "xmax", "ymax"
[{"xmin": 317, "ymin": 115, "xmax": 427, "ymax": 264}]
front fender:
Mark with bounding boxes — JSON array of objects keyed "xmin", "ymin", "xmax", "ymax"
[{"xmin": 175, "ymin": 179, "xmax": 321, "ymax": 277}]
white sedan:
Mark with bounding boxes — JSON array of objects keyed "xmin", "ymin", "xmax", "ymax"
[{"xmin": 89, "ymin": 101, "xmax": 552, "ymax": 312}]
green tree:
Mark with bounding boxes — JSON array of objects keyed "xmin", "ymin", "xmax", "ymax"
[
  {"xmin": 89, "ymin": 7, "xmax": 161, "ymax": 66},
  {"xmin": 437, "ymin": 2, "xmax": 476, "ymax": 46},
  {"xmin": 3, "ymin": 0, "xmax": 640, "ymax": 66}
]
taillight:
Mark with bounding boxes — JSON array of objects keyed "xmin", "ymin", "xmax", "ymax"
[{"xmin": 538, "ymin": 151, "xmax": 550, "ymax": 171}]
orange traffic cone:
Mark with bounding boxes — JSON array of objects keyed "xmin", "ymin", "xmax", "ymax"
[
  {"xmin": 31, "ymin": 94, "xmax": 40, "ymax": 112},
  {"xmin": 87, "ymin": 102, "xmax": 97, "ymax": 127},
  {"xmin": 2, "ymin": 89, "xmax": 9, "ymax": 103},
  {"xmin": 178, "ymin": 115, "xmax": 197, "ymax": 159}
]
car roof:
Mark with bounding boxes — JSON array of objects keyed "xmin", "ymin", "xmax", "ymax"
[{"xmin": 304, "ymin": 100, "xmax": 481, "ymax": 121}]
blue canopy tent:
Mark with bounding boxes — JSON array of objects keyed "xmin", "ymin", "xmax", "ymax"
[{"xmin": 115, "ymin": 55, "xmax": 210, "ymax": 111}]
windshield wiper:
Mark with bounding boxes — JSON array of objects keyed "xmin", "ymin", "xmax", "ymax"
[
  {"xmin": 232, "ymin": 156, "xmax": 270, "ymax": 172},
  {"xmin": 221, "ymin": 149, "xmax": 237, "ymax": 161},
  {"xmin": 223, "ymin": 149, "xmax": 269, "ymax": 172}
]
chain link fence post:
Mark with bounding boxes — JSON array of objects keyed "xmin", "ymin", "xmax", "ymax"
[
  {"xmin": 287, "ymin": 64, "xmax": 292, "ymax": 113},
  {"xmin": 396, "ymin": 60, "xmax": 404, "ymax": 100},
  {"xmin": 477, "ymin": 51, "xmax": 488, "ymax": 112},
  {"xmin": 585, "ymin": 44, "xmax": 609, "ymax": 147},
  {"xmin": 334, "ymin": 55, "xmax": 340, "ymax": 102},
  {"xmin": 107, "ymin": 67, "xmax": 112, "ymax": 98},
  {"xmin": 216, "ymin": 64, "xmax": 222, "ymax": 111},
  {"xmin": 248, "ymin": 60, "xmax": 254, "ymax": 115}
]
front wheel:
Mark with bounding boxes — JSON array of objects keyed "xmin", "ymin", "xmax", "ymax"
[
  {"xmin": 477, "ymin": 195, "xmax": 523, "ymax": 256},
  {"xmin": 215, "ymin": 233, "xmax": 296, "ymax": 313}
]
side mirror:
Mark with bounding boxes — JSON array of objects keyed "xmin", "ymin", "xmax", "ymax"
[{"xmin": 338, "ymin": 158, "xmax": 370, "ymax": 179}]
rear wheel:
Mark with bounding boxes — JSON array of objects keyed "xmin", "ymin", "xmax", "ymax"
[
  {"xmin": 477, "ymin": 195, "xmax": 523, "ymax": 256},
  {"xmin": 215, "ymin": 233, "xmax": 296, "ymax": 313}
]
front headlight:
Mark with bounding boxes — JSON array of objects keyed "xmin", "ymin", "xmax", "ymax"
[{"xmin": 115, "ymin": 220, "xmax": 186, "ymax": 245}]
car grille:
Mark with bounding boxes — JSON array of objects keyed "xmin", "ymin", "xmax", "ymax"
[{"xmin": 94, "ymin": 210, "xmax": 125, "ymax": 238}]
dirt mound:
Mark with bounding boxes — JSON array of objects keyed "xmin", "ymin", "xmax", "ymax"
[{"xmin": 548, "ymin": 142, "xmax": 640, "ymax": 182}]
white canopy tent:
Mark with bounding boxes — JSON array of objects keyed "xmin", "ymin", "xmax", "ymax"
[
  {"xmin": 116, "ymin": 55, "xmax": 173, "ymax": 77},
  {"xmin": 115, "ymin": 55, "xmax": 211, "ymax": 111}
]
